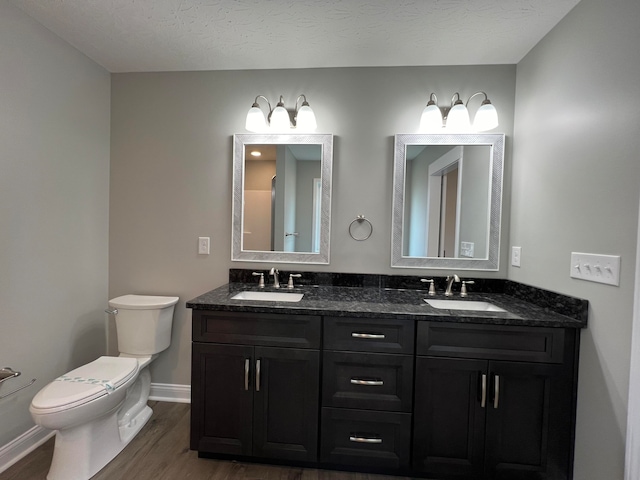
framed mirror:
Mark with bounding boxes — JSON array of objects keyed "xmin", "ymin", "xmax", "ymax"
[
  {"xmin": 391, "ymin": 133, "xmax": 504, "ymax": 270},
  {"xmin": 232, "ymin": 133, "xmax": 333, "ymax": 264}
]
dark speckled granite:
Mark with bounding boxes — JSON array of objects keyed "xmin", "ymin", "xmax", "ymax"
[
  {"xmin": 504, "ymin": 280, "xmax": 588, "ymax": 323},
  {"xmin": 188, "ymin": 270, "xmax": 588, "ymax": 329}
]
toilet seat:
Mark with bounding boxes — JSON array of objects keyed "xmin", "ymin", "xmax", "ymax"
[{"xmin": 31, "ymin": 357, "xmax": 139, "ymax": 415}]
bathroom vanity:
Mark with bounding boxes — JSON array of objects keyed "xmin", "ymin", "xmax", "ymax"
[{"xmin": 187, "ymin": 272, "xmax": 586, "ymax": 480}]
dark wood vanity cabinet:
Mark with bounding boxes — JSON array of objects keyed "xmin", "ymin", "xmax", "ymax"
[
  {"xmin": 190, "ymin": 309, "xmax": 580, "ymax": 480},
  {"xmin": 413, "ymin": 322, "xmax": 578, "ymax": 480},
  {"xmin": 191, "ymin": 311, "xmax": 321, "ymax": 462}
]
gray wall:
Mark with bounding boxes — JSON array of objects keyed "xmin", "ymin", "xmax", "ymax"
[
  {"xmin": 0, "ymin": 1, "xmax": 110, "ymax": 447},
  {"xmin": 511, "ymin": 0, "xmax": 640, "ymax": 478},
  {"xmin": 109, "ymin": 65, "xmax": 516, "ymax": 390}
]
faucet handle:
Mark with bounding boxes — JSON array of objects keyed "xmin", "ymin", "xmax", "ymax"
[
  {"xmin": 420, "ymin": 278, "xmax": 436, "ymax": 296},
  {"xmin": 252, "ymin": 272, "xmax": 265, "ymax": 288},
  {"xmin": 460, "ymin": 280, "xmax": 475, "ymax": 297},
  {"xmin": 287, "ymin": 273, "xmax": 302, "ymax": 289}
]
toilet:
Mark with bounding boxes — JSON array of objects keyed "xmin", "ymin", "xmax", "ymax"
[{"xmin": 29, "ymin": 294, "xmax": 179, "ymax": 480}]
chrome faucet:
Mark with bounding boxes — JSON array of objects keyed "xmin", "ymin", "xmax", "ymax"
[
  {"xmin": 269, "ymin": 267, "xmax": 280, "ymax": 288},
  {"xmin": 445, "ymin": 274, "xmax": 461, "ymax": 296}
]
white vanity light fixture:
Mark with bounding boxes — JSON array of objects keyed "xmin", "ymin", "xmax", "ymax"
[
  {"xmin": 418, "ymin": 91, "xmax": 498, "ymax": 133},
  {"xmin": 245, "ymin": 94, "xmax": 317, "ymax": 133}
]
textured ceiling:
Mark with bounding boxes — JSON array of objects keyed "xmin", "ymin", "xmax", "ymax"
[{"xmin": 10, "ymin": 0, "xmax": 581, "ymax": 73}]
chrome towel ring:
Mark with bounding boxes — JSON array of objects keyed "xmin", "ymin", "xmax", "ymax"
[{"xmin": 348, "ymin": 215, "xmax": 373, "ymax": 241}]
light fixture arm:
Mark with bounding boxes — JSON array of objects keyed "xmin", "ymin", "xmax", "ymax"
[
  {"xmin": 466, "ymin": 91, "xmax": 490, "ymax": 107},
  {"xmin": 295, "ymin": 94, "xmax": 310, "ymax": 112},
  {"xmin": 252, "ymin": 95, "xmax": 272, "ymax": 116},
  {"xmin": 450, "ymin": 92, "xmax": 463, "ymax": 107}
]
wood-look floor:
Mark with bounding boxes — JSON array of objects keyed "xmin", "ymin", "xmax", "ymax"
[{"xmin": 1, "ymin": 402, "xmax": 414, "ymax": 480}]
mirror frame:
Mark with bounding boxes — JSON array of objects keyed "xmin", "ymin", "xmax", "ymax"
[
  {"xmin": 391, "ymin": 133, "xmax": 505, "ymax": 270},
  {"xmin": 232, "ymin": 133, "xmax": 333, "ymax": 264}
]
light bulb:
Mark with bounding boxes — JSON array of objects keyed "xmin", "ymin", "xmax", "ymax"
[
  {"xmin": 245, "ymin": 105, "xmax": 268, "ymax": 132},
  {"xmin": 419, "ymin": 104, "xmax": 443, "ymax": 132},
  {"xmin": 446, "ymin": 103, "xmax": 470, "ymax": 132},
  {"xmin": 473, "ymin": 102, "xmax": 498, "ymax": 131},
  {"xmin": 295, "ymin": 104, "xmax": 317, "ymax": 132},
  {"xmin": 270, "ymin": 99, "xmax": 291, "ymax": 131}
]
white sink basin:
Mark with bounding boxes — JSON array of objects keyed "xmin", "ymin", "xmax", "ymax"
[
  {"xmin": 231, "ymin": 291, "xmax": 304, "ymax": 302},
  {"xmin": 425, "ymin": 299, "xmax": 505, "ymax": 312}
]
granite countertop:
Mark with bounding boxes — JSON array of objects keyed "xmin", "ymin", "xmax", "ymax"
[{"xmin": 186, "ymin": 282, "xmax": 587, "ymax": 329}]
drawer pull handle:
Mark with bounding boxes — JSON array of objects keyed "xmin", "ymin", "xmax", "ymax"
[
  {"xmin": 493, "ymin": 374, "xmax": 500, "ymax": 409},
  {"xmin": 256, "ymin": 359, "xmax": 261, "ymax": 392},
  {"xmin": 244, "ymin": 358, "xmax": 250, "ymax": 391},
  {"xmin": 349, "ymin": 434, "xmax": 383, "ymax": 444},
  {"xmin": 481, "ymin": 373, "xmax": 487, "ymax": 408},
  {"xmin": 351, "ymin": 332, "xmax": 385, "ymax": 339},
  {"xmin": 350, "ymin": 378, "xmax": 384, "ymax": 386}
]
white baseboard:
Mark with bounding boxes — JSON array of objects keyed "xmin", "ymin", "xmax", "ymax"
[
  {"xmin": 0, "ymin": 383, "xmax": 189, "ymax": 474},
  {"xmin": 149, "ymin": 382, "xmax": 191, "ymax": 403},
  {"xmin": 0, "ymin": 425, "xmax": 55, "ymax": 474}
]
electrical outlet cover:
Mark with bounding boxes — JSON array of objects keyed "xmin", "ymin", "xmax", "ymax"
[{"xmin": 511, "ymin": 246, "xmax": 521, "ymax": 267}]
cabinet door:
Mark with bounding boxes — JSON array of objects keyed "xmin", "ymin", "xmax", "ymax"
[
  {"xmin": 252, "ymin": 346, "xmax": 320, "ymax": 462},
  {"xmin": 484, "ymin": 361, "xmax": 573, "ymax": 480},
  {"xmin": 413, "ymin": 357, "xmax": 487, "ymax": 478},
  {"xmin": 191, "ymin": 343, "xmax": 254, "ymax": 455}
]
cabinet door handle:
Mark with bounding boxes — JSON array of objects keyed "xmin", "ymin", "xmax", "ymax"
[
  {"xmin": 350, "ymin": 378, "xmax": 384, "ymax": 386},
  {"xmin": 481, "ymin": 373, "xmax": 487, "ymax": 408},
  {"xmin": 351, "ymin": 332, "xmax": 385, "ymax": 339},
  {"xmin": 244, "ymin": 358, "xmax": 250, "ymax": 391},
  {"xmin": 256, "ymin": 359, "xmax": 261, "ymax": 392},
  {"xmin": 493, "ymin": 374, "xmax": 500, "ymax": 409},
  {"xmin": 349, "ymin": 434, "xmax": 383, "ymax": 444}
]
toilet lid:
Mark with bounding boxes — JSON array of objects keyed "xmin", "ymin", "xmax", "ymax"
[
  {"xmin": 31, "ymin": 357, "xmax": 139, "ymax": 413},
  {"xmin": 108, "ymin": 294, "xmax": 179, "ymax": 310}
]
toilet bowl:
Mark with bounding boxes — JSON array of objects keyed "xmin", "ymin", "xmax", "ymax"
[{"xmin": 29, "ymin": 294, "xmax": 179, "ymax": 480}]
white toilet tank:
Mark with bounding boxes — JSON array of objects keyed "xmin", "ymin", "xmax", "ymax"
[{"xmin": 108, "ymin": 294, "xmax": 179, "ymax": 355}]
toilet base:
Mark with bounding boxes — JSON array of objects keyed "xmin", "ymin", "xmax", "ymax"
[
  {"xmin": 46, "ymin": 404, "xmax": 154, "ymax": 480},
  {"xmin": 44, "ymin": 366, "xmax": 154, "ymax": 480}
]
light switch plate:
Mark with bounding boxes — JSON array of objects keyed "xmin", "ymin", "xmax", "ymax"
[
  {"xmin": 198, "ymin": 237, "xmax": 210, "ymax": 255},
  {"xmin": 570, "ymin": 252, "xmax": 620, "ymax": 286},
  {"xmin": 511, "ymin": 246, "xmax": 521, "ymax": 267}
]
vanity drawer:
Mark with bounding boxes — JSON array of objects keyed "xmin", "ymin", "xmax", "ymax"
[
  {"xmin": 320, "ymin": 407, "xmax": 411, "ymax": 469},
  {"xmin": 322, "ymin": 351, "xmax": 413, "ymax": 412},
  {"xmin": 324, "ymin": 316, "xmax": 415, "ymax": 354},
  {"xmin": 192, "ymin": 310, "xmax": 320, "ymax": 349},
  {"xmin": 417, "ymin": 321, "xmax": 566, "ymax": 363}
]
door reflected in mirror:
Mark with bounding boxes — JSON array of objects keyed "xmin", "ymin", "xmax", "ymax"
[
  {"xmin": 243, "ymin": 144, "xmax": 322, "ymax": 253},
  {"xmin": 232, "ymin": 134, "xmax": 333, "ymax": 264},
  {"xmin": 391, "ymin": 134, "xmax": 504, "ymax": 271},
  {"xmin": 404, "ymin": 144, "xmax": 491, "ymax": 259}
]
